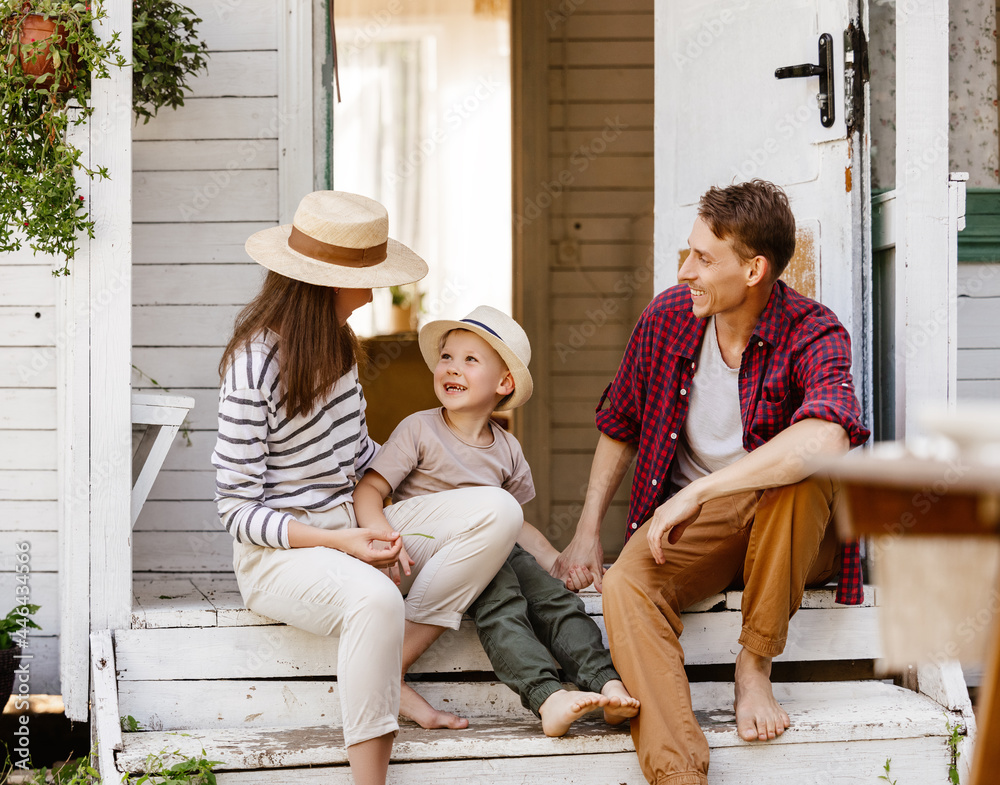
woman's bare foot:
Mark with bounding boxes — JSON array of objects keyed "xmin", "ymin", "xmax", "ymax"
[
  {"xmin": 600, "ymin": 680, "xmax": 640, "ymax": 725},
  {"xmin": 399, "ymin": 681, "xmax": 469, "ymax": 730},
  {"xmin": 733, "ymin": 648, "xmax": 790, "ymax": 741},
  {"xmin": 538, "ymin": 689, "xmax": 609, "ymax": 737}
]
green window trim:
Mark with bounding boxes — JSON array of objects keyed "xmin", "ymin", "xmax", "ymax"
[{"xmin": 959, "ymin": 189, "xmax": 1000, "ymax": 263}]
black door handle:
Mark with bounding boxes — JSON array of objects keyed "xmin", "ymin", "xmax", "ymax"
[{"xmin": 774, "ymin": 33, "xmax": 835, "ymax": 128}]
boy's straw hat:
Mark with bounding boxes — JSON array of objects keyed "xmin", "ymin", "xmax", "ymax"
[
  {"xmin": 245, "ymin": 191, "xmax": 428, "ymax": 288},
  {"xmin": 419, "ymin": 306, "xmax": 533, "ymax": 412}
]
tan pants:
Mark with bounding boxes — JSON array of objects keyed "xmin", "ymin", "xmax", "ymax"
[
  {"xmin": 602, "ymin": 478, "xmax": 841, "ymax": 785},
  {"xmin": 233, "ymin": 486, "xmax": 523, "ymax": 747}
]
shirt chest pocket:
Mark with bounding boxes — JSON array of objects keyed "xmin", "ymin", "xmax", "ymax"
[{"xmin": 750, "ymin": 396, "xmax": 790, "ymax": 445}]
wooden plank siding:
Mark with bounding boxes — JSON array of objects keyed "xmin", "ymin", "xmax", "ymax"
[
  {"xmin": 542, "ymin": 0, "xmax": 654, "ymax": 554},
  {"xmin": 130, "ymin": 0, "xmax": 278, "ymax": 579},
  {"xmin": 957, "ymin": 261, "xmax": 1000, "ymax": 400},
  {"xmin": 0, "ymin": 239, "xmax": 61, "ymax": 692}
]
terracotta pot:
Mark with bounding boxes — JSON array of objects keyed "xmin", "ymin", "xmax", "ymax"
[
  {"xmin": 389, "ymin": 305, "xmax": 415, "ymax": 334},
  {"xmin": 11, "ymin": 14, "xmax": 78, "ymax": 91}
]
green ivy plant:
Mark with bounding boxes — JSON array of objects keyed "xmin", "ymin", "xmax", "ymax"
[
  {"xmin": 0, "ymin": 0, "xmax": 208, "ymax": 275},
  {"xmin": 132, "ymin": 0, "xmax": 207, "ymax": 124}
]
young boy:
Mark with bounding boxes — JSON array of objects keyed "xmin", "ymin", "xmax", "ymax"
[{"xmin": 354, "ymin": 305, "xmax": 640, "ymax": 737}]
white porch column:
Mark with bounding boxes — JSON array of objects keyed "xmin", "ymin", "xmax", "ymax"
[
  {"xmin": 59, "ymin": 0, "xmax": 133, "ymax": 722},
  {"xmin": 894, "ymin": 0, "xmax": 953, "ymax": 438},
  {"xmin": 89, "ymin": 0, "xmax": 133, "ymax": 632}
]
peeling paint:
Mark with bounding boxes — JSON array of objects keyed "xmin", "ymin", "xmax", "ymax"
[{"xmin": 782, "ymin": 226, "xmax": 818, "ymax": 299}]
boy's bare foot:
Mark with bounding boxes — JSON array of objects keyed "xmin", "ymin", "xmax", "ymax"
[
  {"xmin": 538, "ymin": 689, "xmax": 609, "ymax": 737},
  {"xmin": 733, "ymin": 648, "xmax": 790, "ymax": 741},
  {"xmin": 399, "ymin": 681, "xmax": 469, "ymax": 730},
  {"xmin": 600, "ymin": 679, "xmax": 640, "ymax": 725}
]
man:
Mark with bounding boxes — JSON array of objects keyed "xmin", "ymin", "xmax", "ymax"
[{"xmin": 552, "ymin": 180, "xmax": 870, "ymax": 785}]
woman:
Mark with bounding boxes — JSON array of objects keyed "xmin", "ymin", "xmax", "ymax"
[{"xmin": 212, "ymin": 191, "xmax": 522, "ymax": 784}]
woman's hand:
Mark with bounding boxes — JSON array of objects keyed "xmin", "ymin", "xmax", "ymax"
[{"xmin": 335, "ymin": 528, "xmax": 403, "ymax": 568}]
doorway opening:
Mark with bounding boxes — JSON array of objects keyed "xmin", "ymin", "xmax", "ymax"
[{"xmin": 329, "ymin": 0, "xmax": 513, "ymax": 337}]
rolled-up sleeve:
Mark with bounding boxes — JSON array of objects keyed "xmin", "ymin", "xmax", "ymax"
[{"xmin": 790, "ymin": 322, "xmax": 870, "ymax": 448}]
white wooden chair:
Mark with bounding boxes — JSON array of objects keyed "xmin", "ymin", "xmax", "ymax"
[{"xmin": 130, "ymin": 392, "xmax": 195, "ymax": 527}]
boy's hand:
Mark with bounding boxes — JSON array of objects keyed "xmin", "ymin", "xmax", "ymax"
[
  {"xmin": 563, "ymin": 565, "xmax": 593, "ymax": 592},
  {"xmin": 551, "ymin": 537, "xmax": 605, "ymax": 592},
  {"xmin": 385, "ymin": 542, "xmax": 416, "ymax": 586}
]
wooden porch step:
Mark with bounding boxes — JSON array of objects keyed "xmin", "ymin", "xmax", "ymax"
[
  {"xmin": 130, "ymin": 575, "xmax": 876, "ymax": 629},
  {"xmin": 117, "ymin": 593, "xmax": 883, "ymax": 690},
  {"xmin": 102, "ymin": 581, "xmax": 975, "ymax": 784},
  {"xmin": 117, "ymin": 681, "xmax": 956, "ymax": 783}
]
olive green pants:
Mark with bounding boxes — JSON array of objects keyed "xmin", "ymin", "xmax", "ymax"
[{"xmin": 467, "ymin": 544, "xmax": 620, "ymax": 717}]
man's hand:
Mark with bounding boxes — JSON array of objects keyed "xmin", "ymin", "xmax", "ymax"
[
  {"xmin": 551, "ymin": 536, "xmax": 605, "ymax": 592},
  {"xmin": 646, "ymin": 487, "xmax": 703, "ymax": 564}
]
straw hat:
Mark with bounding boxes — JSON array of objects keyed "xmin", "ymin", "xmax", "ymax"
[
  {"xmin": 245, "ymin": 191, "xmax": 428, "ymax": 288},
  {"xmin": 418, "ymin": 306, "xmax": 533, "ymax": 411}
]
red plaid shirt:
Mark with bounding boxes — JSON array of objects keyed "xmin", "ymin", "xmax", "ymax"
[{"xmin": 596, "ymin": 281, "xmax": 871, "ymax": 605}]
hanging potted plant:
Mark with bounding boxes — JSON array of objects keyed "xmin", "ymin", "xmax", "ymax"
[
  {"xmin": 0, "ymin": 0, "xmax": 208, "ymax": 275},
  {"xmin": 1, "ymin": 0, "xmax": 125, "ymax": 275},
  {"xmin": 132, "ymin": 0, "xmax": 208, "ymax": 124}
]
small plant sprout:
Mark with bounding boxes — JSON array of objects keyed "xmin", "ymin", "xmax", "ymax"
[
  {"xmin": 945, "ymin": 716, "xmax": 963, "ymax": 785},
  {"xmin": 121, "ymin": 714, "xmax": 143, "ymax": 732}
]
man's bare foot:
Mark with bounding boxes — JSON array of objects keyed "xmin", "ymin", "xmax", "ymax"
[
  {"xmin": 538, "ymin": 689, "xmax": 609, "ymax": 737},
  {"xmin": 399, "ymin": 681, "xmax": 468, "ymax": 730},
  {"xmin": 600, "ymin": 680, "xmax": 640, "ymax": 725},
  {"xmin": 733, "ymin": 648, "xmax": 790, "ymax": 741}
]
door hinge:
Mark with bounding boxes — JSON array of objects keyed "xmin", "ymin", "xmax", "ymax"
[{"xmin": 844, "ymin": 20, "xmax": 870, "ymax": 135}]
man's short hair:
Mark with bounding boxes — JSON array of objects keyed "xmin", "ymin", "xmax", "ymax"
[{"xmin": 697, "ymin": 180, "xmax": 796, "ymax": 280}]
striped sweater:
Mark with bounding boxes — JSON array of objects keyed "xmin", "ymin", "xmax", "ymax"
[{"xmin": 212, "ymin": 329, "xmax": 379, "ymax": 548}]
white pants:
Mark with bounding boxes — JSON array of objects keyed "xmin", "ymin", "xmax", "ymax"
[{"xmin": 232, "ymin": 486, "xmax": 522, "ymax": 747}]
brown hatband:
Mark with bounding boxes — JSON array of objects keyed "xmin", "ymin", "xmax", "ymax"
[{"xmin": 287, "ymin": 226, "xmax": 388, "ymax": 267}]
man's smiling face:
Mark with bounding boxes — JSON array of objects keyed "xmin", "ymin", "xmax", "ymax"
[{"xmin": 678, "ymin": 216, "xmax": 763, "ymax": 320}]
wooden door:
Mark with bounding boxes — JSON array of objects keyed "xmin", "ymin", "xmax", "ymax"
[{"xmin": 655, "ymin": 0, "xmax": 872, "ymax": 420}]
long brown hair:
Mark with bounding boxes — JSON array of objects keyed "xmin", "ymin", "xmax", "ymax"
[{"xmin": 218, "ymin": 271, "xmax": 363, "ymax": 418}]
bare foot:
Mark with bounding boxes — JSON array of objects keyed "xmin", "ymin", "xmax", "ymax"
[
  {"xmin": 600, "ymin": 679, "xmax": 640, "ymax": 725},
  {"xmin": 733, "ymin": 648, "xmax": 790, "ymax": 741},
  {"xmin": 538, "ymin": 689, "xmax": 609, "ymax": 737},
  {"xmin": 399, "ymin": 681, "xmax": 469, "ymax": 730}
]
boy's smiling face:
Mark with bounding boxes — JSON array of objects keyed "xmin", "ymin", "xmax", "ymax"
[{"xmin": 433, "ymin": 329, "xmax": 514, "ymax": 415}]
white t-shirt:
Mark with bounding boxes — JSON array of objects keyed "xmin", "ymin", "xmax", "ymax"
[{"xmin": 670, "ymin": 316, "xmax": 748, "ymax": 488}]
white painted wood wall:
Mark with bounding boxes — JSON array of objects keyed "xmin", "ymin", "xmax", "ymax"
[
  {"xmin": 957, "ymin": 261, "xmax": 1000, "ymax": 400},
  {"xmin": 543, "ymin": 0, "xmax": 654, "ymax": 555},
  {"xmin": 0, "ymin": 246, "xmax": 61, "ymax": 694},
  {"xmin": 130, "ymin": 0, "xmax": 276, "ymax": 582}
]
